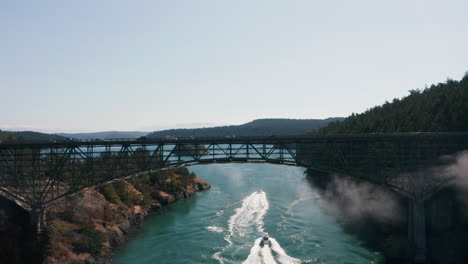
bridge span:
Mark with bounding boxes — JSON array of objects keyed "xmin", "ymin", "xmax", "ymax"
[
  {"xmin": 1, "ymin": 132, "xmax": 468, "ymax": 262},
  {"xmin": 1, "ymin": 132, "xmax": 467, "ymax": 208}
]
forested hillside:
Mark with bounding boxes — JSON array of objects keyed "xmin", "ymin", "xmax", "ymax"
[
  {"xmin": 148, "ymin": 118, "xmax": 343, "ymax": 138},
  {"xmin": 319, "ymin": 74, "xmax": 468, "ymax": 134},
  {"xmin": 0, "ymin": 131, "xmax": 66, "ymax": 143},
  {"xmin": 0, "ymin": 131, "xmax": 16, "ymax": 142}
]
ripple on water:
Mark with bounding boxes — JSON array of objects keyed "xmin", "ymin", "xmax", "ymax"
[{"xmin": 207, "ymin": 226, "xmax": 224, "ymax": 233}]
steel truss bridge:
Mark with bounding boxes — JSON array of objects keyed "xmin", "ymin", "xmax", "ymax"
[
  {"xmin": 0, "ymin": 133, "xmax": 468, "ymax": 263},
  {"xmin": 1, "ymin": 132, "xmax": 467, "ymax": 212},
  {"xmin": 0, "ymin": 132, "xmax": 467, "ymax": 236},
  {"xmin": 1, "ymin": 132, "xmax": 467, "ymax": 262}
]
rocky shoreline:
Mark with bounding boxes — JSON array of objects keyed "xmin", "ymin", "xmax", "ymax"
[{"xmin": 44, "ymin": 169, "xmax": 210, "ymax": 264}]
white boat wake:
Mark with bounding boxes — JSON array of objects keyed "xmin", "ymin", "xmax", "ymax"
[
  {"xmin": 213, "ymin": 190, "xmax": 269, "ymax": 263},
  {"xmin": 228, "ymin": 190, "xmax": 270, "ymax": 236},
  {"xmin": 207, "ymin": 226, "xmax": 224, "ymax": 233},
  {"xmin": 242, "ymin": 237, "xmax": 302, "ymax": 264},
  {"xmin": 213, "ymin": 190, "xmax": 303, "ymax": 264}
]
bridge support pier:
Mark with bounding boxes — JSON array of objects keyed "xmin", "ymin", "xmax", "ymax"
[
  {"xmin": 408, "ymin": 199, "xmax": 426, "ymax": 264},
  {"xmin": 30, "ymin": 206, "xmax": 46, "ymax": 234}
]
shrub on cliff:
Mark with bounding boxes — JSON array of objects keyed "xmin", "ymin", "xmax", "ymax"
[
  {"xmin": 114, "ymin": 181, "xmax": 143, "ymax": 207},
  {"xmin": 98, "ymin": 168, "xmax": 198, "ymax": 209},
  {"xmin": 71, "ymin": 222, "xmax": 106, "ymax": 255},
  {"xmin": 45, "ymin": 219, "xmax": 106, "ymax": 261},
  {"xmin": 128, "ymin": 167, "xmax": 196, "ymax": 195},
  {"xmin": 153, "ymin": 167, "xmax": 196, "ymax": 193},
  {"xmin": 99, "ymin": 184, "xmax": 124, "ymax": 206}
]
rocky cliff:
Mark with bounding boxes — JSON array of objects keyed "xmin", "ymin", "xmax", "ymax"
[{"xmin": 43, "ymin": 168, "xmax": 210, "ymax": 264}]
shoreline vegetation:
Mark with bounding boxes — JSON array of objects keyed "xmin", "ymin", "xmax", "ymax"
[{"xmin": 43, "ymin": 168, "xmax": 210, "ymax": 264}]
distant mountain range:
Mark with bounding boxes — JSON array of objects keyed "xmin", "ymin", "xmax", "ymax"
[
  {"xmin": 147, "ymin": 118, "xmax": 344, "ymax": 138},
  {"xmin": 1, "ymin": 118, "xmax": 344, "ymax": 143},
  {"xmin": 57, "ymin": 131, "xmax": 149, "ymax": 140}
]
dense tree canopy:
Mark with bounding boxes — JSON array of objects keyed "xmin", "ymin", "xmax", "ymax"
[
  {"xmin": 0, "ymin": 130, "xmax": 16, "ymax": 142},
  {"xmin": 318, "ymin": 74, "xmax": 468, "ymax": 134}
]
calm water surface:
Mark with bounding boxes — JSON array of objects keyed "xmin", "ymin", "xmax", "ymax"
[{"xmin": 113, "ymin": 163, "xmax": 384, "ymax": 264}]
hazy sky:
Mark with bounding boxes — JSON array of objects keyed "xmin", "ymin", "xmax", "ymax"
[{"xmin": 2, "ymin": 0, "xmax": 467, "ymax": 133}]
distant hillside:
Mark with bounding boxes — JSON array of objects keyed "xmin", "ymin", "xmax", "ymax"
[
  {"xmin": 57, "ymin": 131, "xmax": 149, "ymax": 140},
  {"xmin": 0, "ymin": 131, "xmax": 17, "ymax": 142},
  {"xmin": 0, "ymin": 131, "xmax": 67, "ymax": 143},
  {"xmin": 319, "ymin": 74, "xmax": 468, "ymax": 134},
  {"xmin": 147, "ymin": 118, "xmax": 344, "ymax": 138}
]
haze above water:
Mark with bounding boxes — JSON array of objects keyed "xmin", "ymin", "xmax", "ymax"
[{"xmin": 113, "ymin": 164, "xmax": 384, "ymax": 264}]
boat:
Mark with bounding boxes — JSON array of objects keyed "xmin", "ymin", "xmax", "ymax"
[
  {"xmin": 257, "ymin": 188, "xmax": 262, "ymax": 194},
  {"xmin": 259, "ymin": 232, "xmax": 271, "ymax": 247}
]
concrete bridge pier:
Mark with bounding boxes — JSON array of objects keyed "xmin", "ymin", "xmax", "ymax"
[
  {"xmin": 30, "ymin": 205, "xmax": 46, "ymax": 234},
  {"xmin": 408, "ymin": 199, "xmax": 426, "ymax": 263}
]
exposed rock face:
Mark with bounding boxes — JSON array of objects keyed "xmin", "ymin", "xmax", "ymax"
[
  {"xmin": 194, "ymin": 177, "xmax": 211, "ymax": 191},
  {"xmin": 43, "ymin": 173, "xmax": 210, "ymax": 264},
  {"xmin": 157, "ymin": 191, "xmax": 176, "ymax": 205}
]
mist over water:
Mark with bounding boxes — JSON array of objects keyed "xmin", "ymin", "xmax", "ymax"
[{"xmin": 113, "ymin": 164, "xmax": 384, "ymax": 264}]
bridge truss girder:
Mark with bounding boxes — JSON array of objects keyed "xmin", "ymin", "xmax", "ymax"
[
  {"xmin": 0, "ymin": 133, "xmax": 467, "ymax": 211},
  {"xmin": 0, "ymin": 141, "xmax": 299, "ymax": 210}
]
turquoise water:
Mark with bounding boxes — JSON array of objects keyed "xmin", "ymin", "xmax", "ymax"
[{"xmin": 113, "ymin": 163, "xmax": 384, "ymax": 264}]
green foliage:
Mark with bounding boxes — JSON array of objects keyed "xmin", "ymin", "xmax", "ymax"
[
  {"xmin": 99, "ymin": 180, "xmax": 144, "ymax": 208},
  {"xmin": 46, "ymin": 219, "xmax": 106, "ymax": 259},
  {"xmin": 0, "ymin": 130, "xmax": 17, "ymax": 142},
  {"xmin": 0, "ymin": 130, "xmax": 66, "ymax": 143},
  {"xmin": 127, "ymin": 175, "xmax": 153, "ymax": 209},
  {"xmin": 71, "ymin": 222, "xmax": 106, "ymax": 255},
  {"xmin": 318, "ymin": 75, "xmax": 468, "ymax": 134},
  {"xmin": 49, "ymin": 242, "xmax": 68, "ymax": 259},
  {"xmin": 99, "ymin": 184, "xmax": 124, "ymax": 206},
  {"xmin": 101, "ymin": 205, "xmax": 118, "ymax": 224},
  {"xmin": 113, "ymin": 181, "xmax": 141, "ymax": 207},
  {"xmin": 98, "ymin": 167, "xmax": 197, "ymax": 208},
  {"xmin": 55, "ymin": 210, "xmax": 79, "ymax": 225}
]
